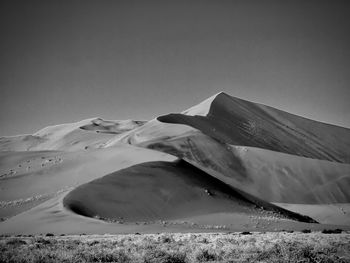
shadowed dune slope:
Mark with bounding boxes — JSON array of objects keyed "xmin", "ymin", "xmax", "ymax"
[
  {"xmin": 158, "ymin": 92, "xmax": 350, "ymax": 163},
  {"xmin": 63, "ymin": 160, "xmax": 316, "ymax": 223},
  {"xmin": 140, "ymin": 132, "xmax": 350, "ymax": 204}
]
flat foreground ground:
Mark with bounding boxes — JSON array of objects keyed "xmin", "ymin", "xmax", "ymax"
[{"xmin": 1, "ymin": 231, "xmax": 349, "ymax": 262}]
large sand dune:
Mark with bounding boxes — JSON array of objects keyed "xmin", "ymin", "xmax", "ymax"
[
  {"xmin": 103, "ymin": 93, "xmax": 350, "ymax": 204},
  {"xmin": 158, "ymin": 92, "xmax": 350, "ymax": 163},
  {"xmin": 1, "ymin": 92, "xmax": 350, "ymax": 234}
]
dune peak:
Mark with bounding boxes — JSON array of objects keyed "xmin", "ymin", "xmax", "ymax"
[{"xmin": 182, "ymin": 92, "xmax": 227, "ymax": 116}]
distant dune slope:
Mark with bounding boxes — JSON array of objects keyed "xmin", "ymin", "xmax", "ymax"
[
  {"xmin": 0, "ymin": 118, "xmax": 145, "ymax": 151},
  {"xmin": 158, "ymin": 92, "xmax": 350, "ymax": 163},
  {"xmin": 103, "ymin": 94, "xmax": 221, "ymax": 147},
  {"xmin": 64, "ymin": 160, "xmax": 316, "ymax": 223},
  {"xmin": 79, "ymin": 119, "xmax": 146, "ymax": 134},
  {"xmin": 104, "ymin": 119, "xmax": 198, "ymax": 147}
]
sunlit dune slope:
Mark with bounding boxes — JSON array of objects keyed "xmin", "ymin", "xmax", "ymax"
[
  {"xmin": 102, "ymin": 93, "xmax": 220, "ymax": 147},
  {"xmin": 64, "ymin": 160, "xmax": 316, "ymax": 223},
  {"xmin": 105, "ymin": 119, "xmax": 197, "ymax": 147},
  {"xmin": 0, "ymin": 118, "xmax": 145, "ymax": 151},
  {"xmin": 158, "ymin": 92, "xmax": 350, "ymax": 163}
]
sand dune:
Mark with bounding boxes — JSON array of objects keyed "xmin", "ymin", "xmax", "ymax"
[
  {"xmin": 79, "ymin": 118, "xmax": 146, "ymax": 134},
  {"xmin": 0, "ymin": 118, "xmax": 144, "ymax": 151},
  {"xmin": 105, "ymin": 119, "xmax": 197, "ymax": 147},
  {"xmin": 1, "ymin": 92, "xmax": 350, "ymax": 234},
  {"xmin": 103, "ymin": 94, "xmax": 222, "ymax": 147},
  {"xmin": 158, "ymin": 92, "xmax": 350, "ymax": 163},
  {"xmin": 0, "ymin": 145, "xmax": 175, "ymax": 220},
  {"xmin": 103, "ymin": 93, "xmax": 350, "ymax": 204},
  {"xmin": 140, "ymin": 134, "xmax": 350, "ymax": 203},
  {"xmin": 64, "ymin": 160, "xmax": 315, "ymax": 223}
]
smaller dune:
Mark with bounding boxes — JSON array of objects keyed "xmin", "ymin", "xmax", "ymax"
[{"xmin": 64, "ymin": 160, "xmax": 316, "ymax": 223}]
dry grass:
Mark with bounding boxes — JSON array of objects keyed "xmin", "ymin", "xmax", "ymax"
[{"xmin": 1, "ymin": 231, "xmax": 349, "ymax": 262}]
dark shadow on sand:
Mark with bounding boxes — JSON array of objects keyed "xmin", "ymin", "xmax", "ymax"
[{"xmin": 64, "ymin": 160, "xmax": 317, "ymax": 224}]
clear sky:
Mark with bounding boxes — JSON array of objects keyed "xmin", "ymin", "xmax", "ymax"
[{"xmin": 1, "ymin": 0, "xmax": 349, "ymax": 136}]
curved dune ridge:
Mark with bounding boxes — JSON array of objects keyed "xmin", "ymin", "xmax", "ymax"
[
  {"xmin": 158, "ymin": 92, "xmax": 350, "ymax": 163},
  {"xmin": 63, "ymin": 160, "xmax": 316, "ymax": 223}
]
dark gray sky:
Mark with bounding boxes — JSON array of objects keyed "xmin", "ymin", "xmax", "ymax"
[{"xmin": 1, "ymin": 0, "xmax": 349, "ymax": 136}]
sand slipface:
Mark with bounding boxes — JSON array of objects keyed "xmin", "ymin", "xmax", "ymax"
[{"xmin": 1, "ymin": 92, "xmax": 350, "ymax": 234}]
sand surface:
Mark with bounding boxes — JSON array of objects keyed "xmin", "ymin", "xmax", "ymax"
[
  {"xmin": 1, "ymin": 190, "xmax": 348, "ymax": 235},
  {"xmin": 275, "ymin": 203, "xmax": 350, "ymax": 226},
  {"xmin": 0, "ymin": 145, "xmax": 175, "ymax": 220},
  {"xmin": 0, "ymin": 118, "xmax": 145, "ymax": 151}
]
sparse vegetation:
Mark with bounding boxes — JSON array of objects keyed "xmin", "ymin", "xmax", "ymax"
[
  {"xmin": 195, "ymin": 249, "xmax": 219, "ymax": 262},
  {"xmin": 301, "ymin": 229, "xmax": 311, "ymax": 233},
  {"xmin": 5, "ymin": 238, "xmax": 27, "ymax": 246},
  {"xmin": 144, "ymin": 249, "xmax": 186, "ymax": 263},
  {"xmin": 322, "ymin": 228, "xmax": 342, "ymax": 234},
  {"xmin": 0, "ymin": 232, "xmax": 349, "ymax": 262}
]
